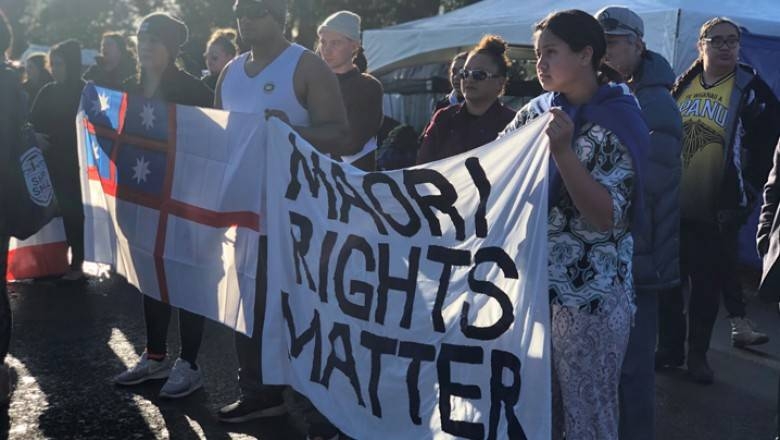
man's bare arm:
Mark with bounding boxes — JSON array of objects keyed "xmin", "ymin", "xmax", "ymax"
[{"xmin": 289, "ymin": 52, "xmax": 350, "ymax": 155}]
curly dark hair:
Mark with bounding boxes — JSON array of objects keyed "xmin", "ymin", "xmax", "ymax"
[{"xmin": 469, "ymin": 35, "xmax": 510, "ymax": 77}]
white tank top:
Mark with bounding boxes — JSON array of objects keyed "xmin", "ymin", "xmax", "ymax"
[{"xmin": 220, "ymin": 44, "xmax": 310, "ymax": 127}]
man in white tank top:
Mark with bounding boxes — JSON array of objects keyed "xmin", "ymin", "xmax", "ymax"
[{"xmin": 215, "ymin": 2, "xmax": 348, "ymax": 438}]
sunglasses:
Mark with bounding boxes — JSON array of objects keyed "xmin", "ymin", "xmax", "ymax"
[
  {"xmin": 233, "ymin": 2, "xmax": 270, "ymax": 20},
  {"xmin": 702, "ymin": 36, "xmax": 740, "ymax": 49},
  {"xmin": 458, "ymin": 69, "xmax": 501, "ymax": 81},
  {"xmin": 600, "ymin": 17, "xmax": 641, "ymax": 37}
]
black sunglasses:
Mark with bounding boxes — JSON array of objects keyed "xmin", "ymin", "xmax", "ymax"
[
  {"xmin": 233, "ymin": 2, "xmax": 270, "ymax": 20},
  {"xmin": 458, "ymin": 68, "xmax": 501, "ymax": 81},
  {"xmin": 600, "ymin": 17, "xmax": 641, "ymax": 37}
]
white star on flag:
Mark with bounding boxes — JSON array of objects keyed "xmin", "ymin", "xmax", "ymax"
[
  {"xmin": 140, "ymin": 104, "xmax": 156, "ymax": 130},
  {"xmin": 131, "ymin": 156, "xmax": 151, "ymax": 184},
  {"xmin": 92, "ymin": 140, "xmax": 100, "ymax": 160},
  {"xmin": 91, "ymin": 92, "xmax": 111, "ymax": 115}
]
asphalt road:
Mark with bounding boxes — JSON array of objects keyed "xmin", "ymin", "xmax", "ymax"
[{"xmin": 3, "ymin": 272, "xmax": 779, "ymax": 439}]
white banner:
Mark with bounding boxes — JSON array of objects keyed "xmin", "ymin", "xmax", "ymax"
[{"xmin": 264, "ymin": 115, "xmax": 552, "ymax": 440}]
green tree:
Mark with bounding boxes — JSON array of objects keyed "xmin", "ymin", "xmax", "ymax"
[
  {"xmin": 17, "ymin": 0, "xmax": 480, "ymax": 69},
  {"xmin": 20, "ymin": 0, "xmax": 183, "ymax": 49},
  {"xmin": 23, "ymin": 0, "xmax": 136, "ymax": 47}
]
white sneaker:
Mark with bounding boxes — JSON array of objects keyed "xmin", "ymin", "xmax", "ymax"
[
  {"xmin": 159, "ymin": 358, "xmax": 202, "ymax": 398},
  {"xmin": 114, "ymin": 353, "xmax": 170, "ymax": 385}
]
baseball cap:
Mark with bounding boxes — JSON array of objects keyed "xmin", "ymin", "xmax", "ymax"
[{"xmin": 595, "ymin": 6, "xmax": 644, "ymax": 38}]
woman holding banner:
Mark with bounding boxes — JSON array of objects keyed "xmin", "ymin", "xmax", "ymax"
[
  {"xmin": 112, "ymin": 12, "xmax": 214, "ymax": 400},
  {"xmin": 501, "ymin": 10, "xmax": 648, "ymax": 440}
]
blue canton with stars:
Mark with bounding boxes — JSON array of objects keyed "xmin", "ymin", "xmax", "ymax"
[
  {"xmin": 80, "ymin": 83, "xmax": 170, "ymax": 197},
  {"xmin": 81, "ymin": 83, "xmax": 124, "ymax": 130},
  {"xmin": 116, "ymin": 144, "xmax": 166, "ymax": 195},
  {"xmin": 124, "ymin": 94, "xmax": 169, "ymax": 142}
]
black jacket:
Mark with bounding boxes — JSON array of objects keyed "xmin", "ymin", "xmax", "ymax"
[
  {"xmin": 122, "ymin": 65, "xmax": 213, "ymax": 109},
  {"xmin": 0, "ymin": 64, "xmax": 23, "ymax": 235},
  {"xmin": 30, "ymin": 78, "xmax": 86, "ymax": 189},
  {"xmin": 83, "ymin": 56, "xmax": 136, "ymax": 91},
  {"xmin": 757, "ymin": 138, "xmax": 780, "ymax": 301},
  {"xmin": 673, "ymin": 61, "xmax": 780, "ymax": 225}
]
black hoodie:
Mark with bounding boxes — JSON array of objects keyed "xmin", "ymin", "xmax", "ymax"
[
  {"xmin": 83, "ymin": 54, "xmax": 136, "ymax": 90},
  {"xmin": 30, "ymin": 39, "xmax": 86, "ymax": 188}
]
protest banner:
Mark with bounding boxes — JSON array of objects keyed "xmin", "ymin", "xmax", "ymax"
[{"xmin": 263, "ymin": 116, "xmax": 551, "ymax": 439}]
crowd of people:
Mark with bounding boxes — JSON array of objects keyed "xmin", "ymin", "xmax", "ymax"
[{"xmin": 1, "ymin": 0, "xmax": 780, "ymax": 439}]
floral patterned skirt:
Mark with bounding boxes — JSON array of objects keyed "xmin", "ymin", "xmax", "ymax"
[{"xmin": 551, "ymin": 285, "xmax": 633, "ymax": 440}]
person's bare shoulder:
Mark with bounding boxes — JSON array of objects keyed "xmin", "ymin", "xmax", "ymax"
[
  {"xmin": 296, "ymin": 50, "xmax": 337, "ymax": 85},
  {"xmin": 293, "ymin": 49, "xmax": 341, "ymax": 107}
]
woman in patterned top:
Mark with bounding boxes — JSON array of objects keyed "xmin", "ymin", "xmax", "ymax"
[{"xmin": 501, "ymin": 9, "xmax": 649, "ymax": 440}]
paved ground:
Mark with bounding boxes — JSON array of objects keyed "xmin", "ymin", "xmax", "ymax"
[{"xmin": 2, "ymin": 271, "xmax": 779, "ymax": 439}]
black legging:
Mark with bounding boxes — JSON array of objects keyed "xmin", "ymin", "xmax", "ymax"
[
  {"xmin": 658, "ymin": 221, "xmax": 744, "ymax": 359},
  {"xmin": 51, "ymin": 168, "xmax": 84, "ymax": 268},
  {"xmin": 143, "ymin": 295, "xmax": 204, "ymax": 364}
]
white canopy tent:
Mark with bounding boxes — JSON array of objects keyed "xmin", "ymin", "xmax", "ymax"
[{"xmin": 364, "ymin": 0, "xmax": 780, "ymax": 76}]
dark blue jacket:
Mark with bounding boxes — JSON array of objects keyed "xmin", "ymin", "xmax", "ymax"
[{"xmin": 632, "ymin": 50, "xmax": 683, "ymax": 290}]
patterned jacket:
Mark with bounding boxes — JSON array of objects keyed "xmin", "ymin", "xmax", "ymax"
[{"xmin": 503, "ymin": 92, "xmax": 638, "ymax": 307}]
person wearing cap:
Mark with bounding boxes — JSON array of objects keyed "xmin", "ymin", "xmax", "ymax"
[
  {"xmin": 30, "ymin": 38, "xmax": 87, "ymax": 282},
  {"xmin": 317, "ymin": 10, "xmax": 383, "ymax": 171},
  {"xmin": 112, "ymin": 12, "xmax": 214, "ymax": 399},
  {"xmin": 214, "ymin": 2, "xmax": 349, "ymax": 437},
  {"xmin": 658, "ymin": 17, "xmax": 779, "ymax": 385},
  {"xmin": 595, "ymin": 6, "xmax": 682, "ymax": 440}
]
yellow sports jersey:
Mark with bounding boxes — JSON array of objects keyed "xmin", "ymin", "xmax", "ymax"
[{"xmin": 677, "ymin": 72, "xmax": 735, "ymax": 222}]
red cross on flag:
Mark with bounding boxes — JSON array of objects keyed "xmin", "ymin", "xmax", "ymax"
[{"xmin": 77, "ymin": 84, "xmax": 265, "ymax": 335}]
